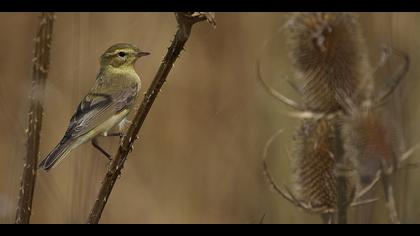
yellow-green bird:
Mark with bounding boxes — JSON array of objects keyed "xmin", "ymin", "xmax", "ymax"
[{"xmin": 39, "ymin": 43, "xmax": 150, "ymax": 171}]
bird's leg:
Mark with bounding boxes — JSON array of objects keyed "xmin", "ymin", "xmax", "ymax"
[
  {"xmin": 91, "ymin": 138, "xmax": 112, "ymax": 161},
  {"xmin": 97, "ymin": 118, "xmax": 132, "ymax": 150}
]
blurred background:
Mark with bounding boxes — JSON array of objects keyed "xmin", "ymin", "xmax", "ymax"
[{"xmin": 0, "ymin": 13, "xmax": 420, "ymax": 224}]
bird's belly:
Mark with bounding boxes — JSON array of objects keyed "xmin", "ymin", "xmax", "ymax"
[{"xmin": 76, "ymin": 109, "xmax": 130, "ymax": 146}]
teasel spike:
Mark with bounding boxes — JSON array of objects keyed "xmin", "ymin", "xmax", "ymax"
[{"xmin": 285, "ymin": 12, "xmax": 371, "ymax": 113}]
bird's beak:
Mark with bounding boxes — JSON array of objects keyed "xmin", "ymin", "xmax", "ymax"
[{"xmin": 136, "ymin": 51, "xmax": 150, "ymax": 57}]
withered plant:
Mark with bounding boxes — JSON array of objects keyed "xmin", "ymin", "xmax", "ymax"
[
  {"xmin": 259, "ymin": 12, "xmax": 413, "ymax": 224},
  {"xmin": 16, "ymin": 12, "xmax": 55, "ymax": 224}
]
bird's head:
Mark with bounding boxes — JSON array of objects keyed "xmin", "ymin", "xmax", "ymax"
[{"xmin": 100, "ymin": 43, "xmax": 150, "ymax": 69}]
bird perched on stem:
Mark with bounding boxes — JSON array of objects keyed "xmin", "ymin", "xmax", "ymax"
[{"xmin": 39, "ymin": 43, "xmax": 150, "ymax": 171}]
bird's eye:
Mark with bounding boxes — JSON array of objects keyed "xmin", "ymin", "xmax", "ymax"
[{"xmin": 118, "ymin": 52, "xmax": 126, "ymax": 57}]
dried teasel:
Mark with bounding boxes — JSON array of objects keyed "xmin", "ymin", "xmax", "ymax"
[
  {"xmin": 283, "ymin": 13, "xmax": 367, "ymax": 214},
  {"xmin": 292, "ymin": 116, "xmax": 356, "ymax": 212},
  {"xmin": 262, "ymin": 116, "xmax": 374, "ymax": 222},
  {"xmin": 341, "ymin": 47, "xmax": 412, "ymax": 223},
  {"xmin": 259, "ymin": 12, "xmax": 377, "ymax": 223},
  {"xmin": 339, "ymin": 42, "xmax": 411, "ymax": 224},
  {"xmin": 284, "ymin": 12, "xmax": 372, "ymax": 113},
  {"xmin": 342, "ymin": 105, "xmax": 400, "ymax": 223},
  {"xmin": 260, "ymin": 12, "xmax": 414, "ymax": 223},
  {"xmin": 343, "ymin": 107, "xmax": 397, "ymax": 187}
]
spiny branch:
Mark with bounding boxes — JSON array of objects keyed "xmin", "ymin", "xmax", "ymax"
[
  {"xmin": 16, "ymin": 12, "xmax": 55, "ymax": 224},
  {"xmin": 86, "ymin": 12, "xmax": 215, "ymax": 224}
]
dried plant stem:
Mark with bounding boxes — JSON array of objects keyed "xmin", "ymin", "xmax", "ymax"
[
  {"xmin": 336, "ymin": 179, "xmax": 348, "ymax": 223},
  {"xmin": 86, "ymin": 12, "xmax": 215, "ymax": 224},
  {"xmin": 15, "ymin": 12, "xmax": 55, "ymax": 224},
  {"xmin": 333, "ymin": 123, "xmax": 351, "ymax": 224},
  {"xmin": 382, "ymin": 173, "xmax": 400, "ymax": 224}
]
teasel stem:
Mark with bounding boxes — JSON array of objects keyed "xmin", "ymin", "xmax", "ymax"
[{"xmin": 16, "ymin": 12, "xmax": 55, "ymax": 224}]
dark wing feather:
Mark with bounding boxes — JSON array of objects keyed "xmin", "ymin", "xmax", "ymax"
[{"xmin": 64, "ymin": 83, "xmax": 138, "ymax": 139}]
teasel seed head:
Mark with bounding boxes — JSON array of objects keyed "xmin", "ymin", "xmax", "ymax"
[
  {"xmin": 342, "ymin": 106, "xmax": 399, "ymax": 189},
  {"xmin": 293, "ymin": 116, "xmax": 356, "ymax": 211},
  {"xmin": 285, "ymin": 12, "xmax": 373, "ymax": 113}
]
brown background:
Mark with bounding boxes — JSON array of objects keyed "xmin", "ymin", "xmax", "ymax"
[{"xmin": 0, "ymin": 13, "xmax": 419, "ymax": 223}]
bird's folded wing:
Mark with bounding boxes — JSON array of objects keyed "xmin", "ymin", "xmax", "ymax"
[{"xmin": 64, "ymin": 85, "xmax": 138, "ymax": 139}]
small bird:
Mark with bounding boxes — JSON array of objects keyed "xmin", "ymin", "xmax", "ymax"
[{"xmin": 39, "ymin": 43, "xmax": 150, "ymax": 171}]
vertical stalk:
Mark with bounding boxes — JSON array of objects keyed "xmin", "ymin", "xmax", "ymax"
[
  {"xmin": 16, "ymin": 12, "xmax": 55, "ymax": 224},
  {"xmin": 333, "ymin": 121, "xmax": 351, "ymax": 224}
]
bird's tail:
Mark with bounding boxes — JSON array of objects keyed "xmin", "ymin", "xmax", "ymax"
[{"xmin": 38, "ymin": 136, "xmax": 74, "ymax": 171}]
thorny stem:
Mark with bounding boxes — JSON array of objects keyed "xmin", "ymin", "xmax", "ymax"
[
  {"xmin": 15, "ymin": 12, "xmax": 55, "ymax": 224},
  {"xmin": 87, "ymin": 12, "xmax": 215, "ymax": 224},
  {"xmin": 332, "ymin": 122, "xmax": 351, "ymax": 224}
]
